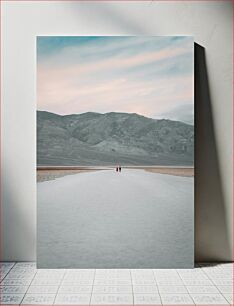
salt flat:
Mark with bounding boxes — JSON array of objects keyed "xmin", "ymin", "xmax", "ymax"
[{"xmin": 37, "ymin": 169, "xmax": 194, "ymax": 268}]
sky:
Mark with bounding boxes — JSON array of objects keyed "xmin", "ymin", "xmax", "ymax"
[{"xmin": 37, "ymin": 36, "xmax": 194, "ymax": 124}]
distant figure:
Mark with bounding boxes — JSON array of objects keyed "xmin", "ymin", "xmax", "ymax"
[
  {"xmin": 116, "ymin": 166, "xmax": 119, "ymax": 172},
  {"xmin": 119, "ymin": 166, "xmax": 122, "ymax": 172}
]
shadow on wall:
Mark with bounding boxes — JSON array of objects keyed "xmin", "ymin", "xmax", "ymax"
[
  {"xmin": 195, "ymin": 43, "xmax": 231, "ymax": 262},
  {"xmin": 2, "ymin": 163, "xmax": 36, "ymax": 261},
  {"xmin": 67, "ymin": 2, "xmax": 149, "ymax": 34}
]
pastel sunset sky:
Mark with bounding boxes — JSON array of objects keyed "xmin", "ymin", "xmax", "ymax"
[{"xmin": 37, "ymin": 36, "xmax": 194, "ymax": 124}]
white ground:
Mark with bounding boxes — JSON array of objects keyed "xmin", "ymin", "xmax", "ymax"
[
  {"xmin": 37, "ymin": 169, "xmax": 194, "ymax": 268},
  {"xmin": 1, "ymin": 262, "xmax": 232, "ymax": 305}
]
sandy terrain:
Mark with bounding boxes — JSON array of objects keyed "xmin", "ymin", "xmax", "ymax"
[
  {"xmin": 37, "ymin": 169, "xmax": 104, "ymax": 182},
  {"xmin": 37, "ymin": 169, "xmax": 194, "ymax": 268},
  {"xmin": 144, "ymin": 167, "xmax": 194, "ymax": 177},
  {"xmin": 37, "ymin": 167, "xmax": 193, "ymax": 182}
]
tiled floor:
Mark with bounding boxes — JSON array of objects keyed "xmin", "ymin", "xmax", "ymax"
[{"xmin": 0, "ymin": 262, "xmax": 232, "ymax": 305}]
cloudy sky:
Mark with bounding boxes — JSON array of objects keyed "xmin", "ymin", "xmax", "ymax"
[{"xmin": 37, "ymin": 36, "xmax": 194, "ymax": 124}]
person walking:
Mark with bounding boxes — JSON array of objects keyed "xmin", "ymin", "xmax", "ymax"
[
  {"xmin": 119, "ymin": 166, "xmax": 122, "ymax": 172},
  {"xmin": 116, "ymin": 166, "xmax": 119, "ymax": 172}
]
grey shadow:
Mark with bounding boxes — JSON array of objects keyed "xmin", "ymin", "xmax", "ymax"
[
  {"xmin": 1, "ymin": 164, "xmax": 36, "ymax": 261},
  {"xmin": 194, "ymin": 43, "xmax": 231, "ymax": 262},
  {"xmin": 68, "ymin": 2, "xmax": 148, "ymax": 34}
]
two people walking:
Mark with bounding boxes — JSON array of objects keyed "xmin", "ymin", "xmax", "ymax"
[{"xmin": 116, "ymin": 166, "xmax": 122, "ymax": 173}]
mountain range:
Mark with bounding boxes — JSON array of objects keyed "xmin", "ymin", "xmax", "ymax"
[{"xmin": 37, "ymin": 111, "xmax": 194, "ymax": 166}]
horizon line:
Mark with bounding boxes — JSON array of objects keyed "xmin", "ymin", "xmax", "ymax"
[{"xmin": 37, "ymin": 109, "xmax": 194, "ymax": 125}]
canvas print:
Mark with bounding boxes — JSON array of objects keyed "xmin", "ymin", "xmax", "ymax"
[{"xmin": 37, "ymin": 36, "xmax": 194, "ymax": 268}]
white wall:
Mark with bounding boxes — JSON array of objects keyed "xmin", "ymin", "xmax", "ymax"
[{"xmin": 2, "ymin": 1, "xmax": 232, "ymax": 262}]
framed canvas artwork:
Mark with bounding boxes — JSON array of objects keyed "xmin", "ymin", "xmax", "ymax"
[{"xmin": 37, "ymin": 36, "xmax": 194, "ymax": 268}]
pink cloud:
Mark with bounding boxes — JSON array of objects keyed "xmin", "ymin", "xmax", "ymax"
[{"xmin": 37, "ymin": 44, "xmax": 193, "ymax": 118}]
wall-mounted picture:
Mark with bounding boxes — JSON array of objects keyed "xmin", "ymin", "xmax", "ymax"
[{"xmin": 37, "ymin": 36, "xmax": 194, "ymax": 268}]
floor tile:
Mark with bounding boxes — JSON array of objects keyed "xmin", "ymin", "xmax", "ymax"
[
  {"xmin": 134, "ymin": 294, "xmax": 161, "ymax": 305},
  {"xmin": 177, "ymin": 269, "xmax": 203, "ymax": 275},
  {"xmin": 67, "ymin": 269, "xmax": 95, "ymax": 274},
  {"xmin": 131, "ymin": 271, "xmax": 154, "ymax": 278},
  {"xmin": 94, "ymin": 279, "xmax": 132, "ymax": 285},
  {"xmin": 132, "ymin": 279, "xmax": 156, "ymax": 285},
  {"xmin": 156, "ymin": 279, "xmax": 184, "ymax": 285},
  {"xmin": 36, "ymin": 271, "xmax": 65, "ymax": 279},
  {"xmin": 11, "ymin": 267, "xmax": 36, "ymax": 273},
  {"xmin": 0, "ymin": 272, "xmax": 10, "ymax": 280},
  {"xmin": 0, "ymin": 285, "xmax": 28, "ymax": 294},
  {"xmin": 0, "ymin": 262, "xmax": 232, "ymax": 306},
  {"xmin": 27, "ymin": 285, "xmax": 59, "ymax": 294},
  {"xmin": 177, "ymin": 270, "xmax": 205, "ymax": 275},
  {"xmin": 216, "ymin": 285, "xmax": 233, "ymax": 293},
  {"xmin": 0, "ymin": 262, "xmax": 15, "ymax": 269},
  {"xmin": 62, "ymin": 278, "xmax": 93, "ymax": 285},
  {"xmin": 155, "ymin": 274, "xmax": 181, "ymax": 279},
  {"xmin": 160, "ymin": 294, "xmax": 194, "ymax": 305},
  {"xmin": 0, "ymin": 267, "xmax": 13, "ymax": 274},
  {"xmin": 208, "ymin": 274, "xmax": 232, "ymax": 280},
  {"xmin": 31, "ymin": 278, "xmax": 61, "ymax": 286},
  {"xmin": 15, "ymin": 262, "xmax": 36, "ymax": 268},
  {"xmin": 153, "ymin": 270, "xmax": 178, "ymax": 276},
  {"xmin": 133, "ymin": 285, "xmax": 158, "ymax": 294},
  {"xmin": 92, "ymin": 285, "xmax": 132, "ymax": 294},
  {"xmin": 34, "ymin": 274, "xmax": 63, "ymax": 280},
  {"xmin": 190, "ymin": 293, "xmax": 229, "ymax": 305},
  {"xmin": 95, "ymin": 275, "xmax": 132, "ymax": 280},
  {"xmin": 158, "ymin": 285, "xmax": 188, "ymax": 294},
  {"xmin": 36, "ymin": 268, "xmax": 65, "ymax": 273},
  {"xmin": 179, "ymin": 274, "xmax": 209, "ymax": 280},
  {"xmin": 63, "ymin": 274, "xmax": 93, "ymax": 281},
  {"xmin": 132, "ymin": 269, "xmax": 153, "ymax": 274},
  {"xmin": 0, "ymin": 294, "xmax": 24, "ymax": 305},
  {"xmin": 212, "ymin": 279, "xmax": 233, "ymax": 285},
  {"xmin": 91, "ymin": 294, "xmax": 133, "ymax": 305},
  {"xmin": 0, "ymin": 278, "xmax": 32, "ymax": 286},
  {"xmin": 186, "ymin": 285, "xmax": 219, "ymax": 293},
  {"xmin": 222, "ymin": 293, "xmax": 233, "ymax": 304},
  {"xmin": 96, "ymin": 269, "xmax": 130, "ymax": 275},
  {"xmin": 7, "ymin": 267, "xmax": 35, "ymax": 273},
  {"xmin": 96, "ymin": 271, "xmax": 130, "ymax": 279},
  {"xmin": 131, "ymin": 274, "xmax": 155, "ymax": 279},
  {"xmin": 181, "ymin": 279, "xmax": 213, "ymax": 286},
  {"xmin": 4, "ymin": 273, "xmax": 35, "ymax": 280},
  {"xmin": 95, "ymin": 269, "xmax": 131, "ymax": 276},
  {"xmin": 21, "ymin": 293, "xmax": 56, "ymax": 305},
  {"xmin": 58, "ymin": 285, "xmax": 92, "ymax": 294},
  {"xmin": 55, "ymin": 294, "xmax": 91, "ymax": 305}
]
